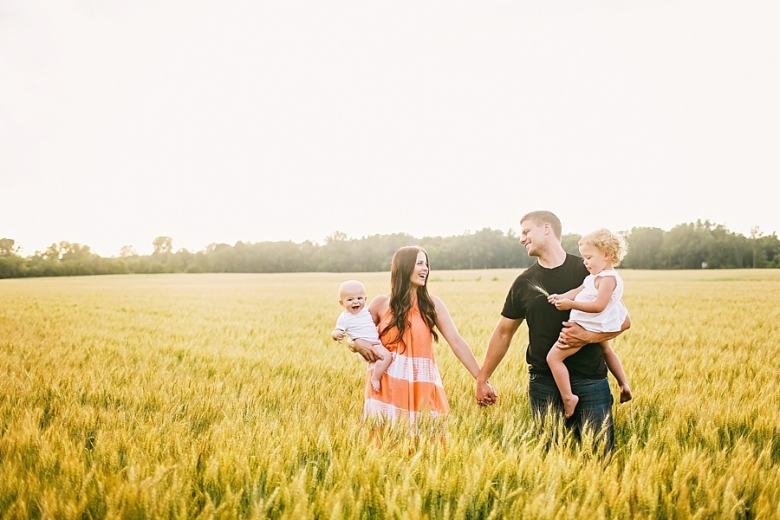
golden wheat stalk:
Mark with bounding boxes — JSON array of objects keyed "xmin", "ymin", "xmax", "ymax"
[{"xmin": 527, "ymin": 279, "xmax": 550, "ymax": 298}]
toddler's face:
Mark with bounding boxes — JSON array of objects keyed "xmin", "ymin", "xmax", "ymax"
[
  {"xmin": 339, "ymin": 290, "xmax": 367, "ymax": 314},
  {"xmin": 579, "ymin": 242, "xmax": 610, "ymax": 274}
]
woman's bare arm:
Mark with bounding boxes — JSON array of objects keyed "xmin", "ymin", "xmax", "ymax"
[{"xmin": 433, "ymin": 296, "xmax": 481, "ymax": 379}]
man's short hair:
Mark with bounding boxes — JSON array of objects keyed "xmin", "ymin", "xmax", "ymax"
[{"xmin": 520, "ymin": 210, "xmax": 562, "ymax": 239}]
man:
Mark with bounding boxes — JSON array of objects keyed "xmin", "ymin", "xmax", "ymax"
[{"xmin": 475, "ymin": 210, "xmax": 630, "ymax": 453}]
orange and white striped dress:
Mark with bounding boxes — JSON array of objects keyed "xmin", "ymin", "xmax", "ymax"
[{"xmin": 364, "ymin": 303, "xmax": 449, "ymax": 423}]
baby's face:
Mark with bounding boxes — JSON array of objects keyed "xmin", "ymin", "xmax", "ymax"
[{"xmin": 340, "ymin": 290, "xmax": 367, "ymax": 314}]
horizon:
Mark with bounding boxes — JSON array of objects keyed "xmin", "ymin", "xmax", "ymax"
[{"xmin": 5, "ymin": 217, "xmax": 774, "ymax": 258}]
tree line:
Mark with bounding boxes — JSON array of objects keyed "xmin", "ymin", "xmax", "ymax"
[{"xmin": 1, "ymin": 220, "xmax": 778, "ymax": 279}]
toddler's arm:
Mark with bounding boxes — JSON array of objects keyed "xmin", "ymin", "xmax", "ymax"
[
  {"xmin": 548, "ymin": 285, "xmax": 584, "ymax": 309},
  {"xmin": 331, "ymin": 328, "xmax": 346, "ymax": 341},
  {"xmin": 561, "ymin": 276, "xmax": 616, "ymax": 314}
]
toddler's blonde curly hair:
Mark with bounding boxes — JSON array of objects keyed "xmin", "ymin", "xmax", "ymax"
[{"xmin": 579, "ymin": 228, "xmax": 629, "ymax": 266}]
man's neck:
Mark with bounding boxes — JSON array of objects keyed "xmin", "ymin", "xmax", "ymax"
[{"xmin": 536, "ymin": 246, "xmax": 567, "ymax": 269}]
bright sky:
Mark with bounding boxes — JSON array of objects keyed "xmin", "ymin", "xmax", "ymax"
[{"xmin": 2, "ymin": 1, "xmax": 778, "ymax": 257}]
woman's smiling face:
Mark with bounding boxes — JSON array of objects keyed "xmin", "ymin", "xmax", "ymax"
[{"xmin": 409, "ymin": 251, "xmax": 429, "ymax": 287}]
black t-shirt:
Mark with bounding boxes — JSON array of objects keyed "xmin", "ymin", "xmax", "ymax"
[{"xmin": 501, "ymin": 253, "xmax": 608, "ymax": 380}]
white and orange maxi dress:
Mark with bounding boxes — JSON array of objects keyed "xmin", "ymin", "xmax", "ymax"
[{"xmin": 364, "ymin": 303, "xmax": 449, "ymax": 423}]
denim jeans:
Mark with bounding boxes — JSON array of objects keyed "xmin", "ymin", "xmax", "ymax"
[{"xmin": 528, "ymin": 371, "xmax": 614, "ymax": 454}]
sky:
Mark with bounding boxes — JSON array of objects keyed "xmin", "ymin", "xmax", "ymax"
[{"xmin": 1, "ymin": 1, "xmax": 779, "ymax": 257}]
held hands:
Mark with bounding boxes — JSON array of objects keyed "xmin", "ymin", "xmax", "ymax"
[{"xmin": 476, "ymin": 380, "xmax": 498, "ymax": 407}]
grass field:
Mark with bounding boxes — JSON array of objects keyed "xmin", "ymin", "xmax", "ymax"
[{"xmin": 1, "ymin": 269, "xmax": 779, "ymax": 519}]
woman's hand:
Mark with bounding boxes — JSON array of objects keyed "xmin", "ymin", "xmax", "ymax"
[
  {"xmin": 476, "ymin": 380, "xmax": 498, "ymax": 406},
  {"xmin": 347, "ymin": 337, "xmax": 385, "ymax": 363}
]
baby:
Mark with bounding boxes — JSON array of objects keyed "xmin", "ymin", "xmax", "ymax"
[
  {"xmin": 331, "ymin": 279, "xmax": 392, "ymax": 392},
  {"xmin": 547, "ymin": 228, "xmax": 633, "ymax": 418}
]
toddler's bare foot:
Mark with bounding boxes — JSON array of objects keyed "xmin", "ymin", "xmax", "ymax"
[
  {"xmin": 563, "ymin": 394, "xmax": 579, "ymax": 418},
  {"xmin": 619, "ymin": 384, "xmax": 633, "ymax": 403},
  {"xmin": 371, "ymin": 378, "xmax": 381, "ymax": 392}
]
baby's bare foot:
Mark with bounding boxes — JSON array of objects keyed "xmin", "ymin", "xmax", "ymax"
[
  {"xmin": 371, "ymin": 378, "xmax": 381, "ymax": 392},
  {"xmin": 563, "ymin": 394, "xmax": 579, "ymax": 418}
]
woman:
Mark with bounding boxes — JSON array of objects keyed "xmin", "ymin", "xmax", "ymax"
[{"xmin": 351, "ymin": 245, "xmax": 493, "ymax": 423}]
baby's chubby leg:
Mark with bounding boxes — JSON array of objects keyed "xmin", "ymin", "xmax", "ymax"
[{"xmin": 353, "ymin": 339, "xmax": 393, "ymax": 392}]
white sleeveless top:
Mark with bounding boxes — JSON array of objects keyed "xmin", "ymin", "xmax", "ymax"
[{"xmin": 568, "ymin": 269, "xmax": 627, "ymax": 333}]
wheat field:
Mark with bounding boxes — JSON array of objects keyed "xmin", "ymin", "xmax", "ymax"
[{"xmin": 1, "ymin": 269, "xmax": 779, "ymax": 519}]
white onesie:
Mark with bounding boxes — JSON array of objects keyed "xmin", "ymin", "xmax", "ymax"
[{"xmin": 334, "ymin": 307, "xmax": 380, "ymax": 342}]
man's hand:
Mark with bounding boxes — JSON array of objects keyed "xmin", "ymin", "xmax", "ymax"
[
  {"xmin": 558, "ymin": 321, "xmax": 596, "ymax": 349},
  {"xmin": 559, "ymin": 314, "xmax": 629, "ymax": 348},
  {"xmin": 348, "ymin": 337, "xmax": 386, "ymax": 363},
  {"xmin": 476, "ymin": 380, "xmax": 498, "ymax": 406},
  {"xmin": 560, "ymin": 319, "xmax": 630, "ymax": 348}
]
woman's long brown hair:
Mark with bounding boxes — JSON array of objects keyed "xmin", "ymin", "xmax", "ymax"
[{"xmin": 379, "ymin": 246, "xmax": 438, "ymax": 351}]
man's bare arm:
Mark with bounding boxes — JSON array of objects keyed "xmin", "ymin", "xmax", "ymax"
[
  {"xmin": 476, "ymin": 316, "xmax": 522, "ymax": 405},
  {"xmin": 559, "ymin": 314, "xmax": 631, "ymax": 349}
]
